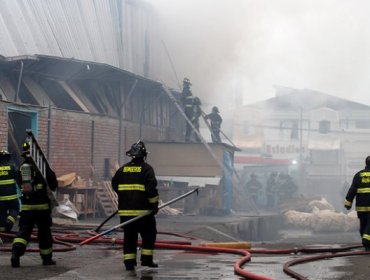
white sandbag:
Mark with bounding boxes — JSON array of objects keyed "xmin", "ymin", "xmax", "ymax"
[
  {"xmin": 343, "ymin": 211, "xmax": 358, "ymax": 232},
  {"xmin": 284, "ymin": 210, "xmax": 313, "ymax": 228},
  {"xmin": 284, "ymin": 207, "xmax": 358, "ymax": 233},
  {"xmin": 308, "ymin": 197, "xmax": 335, "ymax": 211},
  {"xmin": 311, "ymin": 209, "xmax": 345, "ymax": 232}
]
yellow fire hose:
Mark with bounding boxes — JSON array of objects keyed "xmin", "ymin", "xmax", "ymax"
[{"xmin": 202, "ymin": 241, "xmax": 251, "ymax": 250}]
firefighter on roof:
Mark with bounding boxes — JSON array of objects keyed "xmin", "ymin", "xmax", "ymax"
[
  {"xmin": 205, "ymin": 106, "xmax": 222, "ymax": 143},
  {"xmin": 11, "ymin": 140, "xmax": 58, "ymax": 268},
  {"xmin": 191, "ymin": 96, "xmax": 202, "ymax": 142},
  {"xmin": 112, "ymin": 140, "xmax": 159, "ymax": 271},
  {"xmin": 181, "ymin": 78, "xmax": 194, "ymax": 142}
]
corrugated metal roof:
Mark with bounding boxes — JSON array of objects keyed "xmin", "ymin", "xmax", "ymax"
[{"xmin": 0, "ymin": 0, "xmax": 154, "ymax": 77}]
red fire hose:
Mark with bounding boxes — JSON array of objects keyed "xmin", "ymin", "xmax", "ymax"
[{"xmin": 0, "ymin": 228, "xmax": 366, "ymax": 280}]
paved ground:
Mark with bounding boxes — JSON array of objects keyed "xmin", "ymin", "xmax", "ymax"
[{"xmin": 0, "ymin": 213, "xmax": 369, "ymax": 279}]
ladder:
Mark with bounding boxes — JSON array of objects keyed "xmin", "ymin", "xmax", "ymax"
[
  {"xmin": 24, "ymin": 129, "xmax": 59, "ymax": 206},
  {"xmin": 96, "ymin": 181, "xmax": 118, "ymax": 217},
  {"xmin": 161, "ymin": 84, "xmax": 260, "ymax": 214}
]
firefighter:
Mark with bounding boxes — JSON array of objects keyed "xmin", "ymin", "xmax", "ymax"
[
  {"xmin": 181, "ymin": 78, "xmax": 194, "ymax": 142},
  {"xmin": 0, "ymin": 150, "xmax": 20, "ymax": 234},
  {"xmin": 191, "ymin": 96, "xmax": 202, "ymax": 143},
  {"xmin": 11, "ymin": 141, "xmax": 58, "ymax": 267},
  {"xmin": 205, "ymin": 106, "xmax": 222, "ymax": 143},
  {"xmin": 112, "ymin": 140, "xmax": 159, "ymax": 271},
  {"xmin": 245, "ymin": 173, "xmax": 262, "ymax": 206},
  {"xmin": 345, "ymin": 156, "xmax": 370, "ymax": 251},
  {"xmin": 265, "ymin": 172, "xmax": 277, "ymax": 210}
]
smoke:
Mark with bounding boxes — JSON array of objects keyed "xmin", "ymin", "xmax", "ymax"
[{"xmin": 147, "ymin": 0, "xmax": 370, "ymax": 113}]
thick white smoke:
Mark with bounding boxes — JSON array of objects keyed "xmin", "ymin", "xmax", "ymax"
[{"xmin": 147, "ymin": 0, "xmax": 370, "ymax": 111}]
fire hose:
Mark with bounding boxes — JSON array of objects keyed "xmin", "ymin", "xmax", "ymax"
[
  {"xmin": 80, "ymin": 188, "xmax": 199, "ymax": 246},
  {"xmin": 0, "ymin": 182, "xmax": 365, "ymax": 280},
  {"xmin": 0, "ymin": 226, "xmax": 367, "ymax": 279}
]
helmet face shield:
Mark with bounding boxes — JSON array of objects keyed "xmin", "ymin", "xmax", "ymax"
[{"xmin": 126, "ymin": 141, "xmax": 147, "ymax": 158}]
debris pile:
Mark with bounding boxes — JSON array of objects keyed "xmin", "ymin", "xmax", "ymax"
[{"xmin": 157, "ymin": 200, "xmax": 182, "ymax": 216}]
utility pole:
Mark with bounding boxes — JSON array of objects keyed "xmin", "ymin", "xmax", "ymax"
[
  {"xmin": 299, "ymin": 107, "xmax": 303, "ymax": 164},
  {"xmin": 299, "ymin": 107, "xmax": 304, "ymax": 189}
]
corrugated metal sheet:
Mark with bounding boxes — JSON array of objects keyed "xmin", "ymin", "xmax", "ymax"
[{"xmin": 0, "ymin": 0, "xmax": 154, "ymax": 77}]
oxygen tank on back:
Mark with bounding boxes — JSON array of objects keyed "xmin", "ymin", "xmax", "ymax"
[{"xmin": 20, "ymin": 162, "xmax": 33, "ymax": 194}]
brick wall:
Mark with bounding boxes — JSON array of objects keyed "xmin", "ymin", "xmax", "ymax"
[
  {"xmin": 50, "ymin": 109, "xmax": 94, "ymax": 179},
  {"xmin": 0, "ymin": 103, "xmax": 183, "ymax": 181},
  {"xmin": 49, "ymin": 108, "xmax": 178, "ymax": 181}
]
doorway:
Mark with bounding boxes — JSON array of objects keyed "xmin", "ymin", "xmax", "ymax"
[{"xmin": 7, "ymin": 108, "xmax": 37, "ymax": 166}]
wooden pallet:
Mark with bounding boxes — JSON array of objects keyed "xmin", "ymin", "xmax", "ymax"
[{"xmin": 96, "ymin": 181, "xmax": 118, "ymax": 217}]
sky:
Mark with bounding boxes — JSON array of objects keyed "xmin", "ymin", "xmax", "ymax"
[{"xmin": 146, "ymin": 0, "xmax": 370, "ymax": 113}]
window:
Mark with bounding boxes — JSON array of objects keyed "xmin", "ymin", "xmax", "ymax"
[
  {"xmin": 291, "ymin": 120, "xmax": 299, "ymax": 139},
  {"xmin": 243, "ymin": 121, "xmax": 254, "ymax": 134},
  {"xmin": 355, "ymin": 120, "xmax": 370, "ymax": 129},
  {"xmin": 319, "ymin": 120, "xmax": 330, "ymax": 134}
]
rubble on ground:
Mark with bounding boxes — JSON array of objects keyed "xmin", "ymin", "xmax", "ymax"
[{"xmin": 157, "ymin": 200, "xmax": 182, "ymax": 216}]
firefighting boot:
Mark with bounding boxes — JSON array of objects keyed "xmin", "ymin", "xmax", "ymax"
[
  {"xmin": 124, "ymin": 260, "xmax": 137, "ymax": 271},
  {"xmin": 42, "ymin": 254, "xmax": 56, "ymax": 266},
  {"xmin": 141, "ymin": 261, "xmax": 158, "ymax": 268},
  {"xmin": 11, "ymin": 252, "xmax": 20, "ymax": 268},
  {"xmin": 125, "ymin": 264, "xmax": 135, "ymax": 271},
  {"xmin": 141, "ymin": 254, "xmax": 158, "ymax": 268},
  {"xmin": 42, "ymin": 258, "xmax": 56, "ymax": 266}
]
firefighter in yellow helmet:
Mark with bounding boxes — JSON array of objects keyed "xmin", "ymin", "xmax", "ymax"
[
  {"xmin": 112, "ymin": 140, "xmax": 159, "ymax": 270},
  {"xmin": 11, "ymin": 140, "xmax": 58, "ymax": 267}
]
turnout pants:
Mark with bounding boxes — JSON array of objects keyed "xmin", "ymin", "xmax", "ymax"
[
  {"xmin": 121, "ymin": 215, "xmax": 157, "ymax": 267},
  {"xmin": 12, "ymin": 210, "xmax": 53, "ymax": 260},
  {"xmin": 358, "ymin": 212, "xmax": 370, "ymax": 248}
]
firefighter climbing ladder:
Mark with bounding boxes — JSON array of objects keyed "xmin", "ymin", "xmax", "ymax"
[
  {"xmin": 24, "ymin": 129, "xmax": 58, "ymax": 206},
  {"xmin": 161, "ymin": 83, "xmax": 259, "ymax": 213}
]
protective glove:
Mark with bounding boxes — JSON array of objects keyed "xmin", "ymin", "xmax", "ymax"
[{"xmin": 345, "ymin": 205, "xmax": 351, "ymax": 210}]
